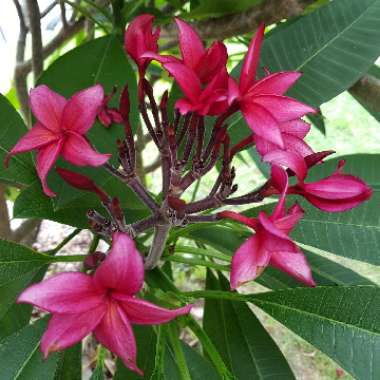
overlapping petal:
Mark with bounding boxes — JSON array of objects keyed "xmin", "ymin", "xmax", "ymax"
[
  {"xmin": 114, "ymin": 294, "xmax": 192, "ymax": 325},
  {"xmin": 29, "ymin": 85, "xmax": 66, "ymax": 132},
  {"xmin": 239, "ymin": 23, "xmax": 265, "ymax": 93},
  {"xmin": 230, "ymin": 235, "xmax": 270, "ymax": 290},
  {"xmin": 248, "ymin": 72, "xmax": 302, "ymax": 96},
  {"xmin": 62, "ymin": 84, "xmax": 104, "ymax": 134},
  {"xmin": 17, "ymin": 272, "xmax": 105, "ymax": 313},
  {"xmin": 241, "ymin": 101, "xmax": 283, "ymax": 147},
  {"xmin": 175, "ymin": 18, "xmax": 205, "ymax": 69},
  {"xmin": 269, "ymin": 250, "xmax": 316, "ymax": 287},
  {"xmin": 41, "ymin": 306, "xmax": 106, "ymax": 357},
  {"xmin": 94, "ymin": 301, "xmax": 142, "ymax": 376},
  {"xmin": 124, "ymin": 14, "xmax": 160, "ymax": 74},
  {"xmin": 196, "ymin": 41, "xmax": 228, "ymax": 83},
  {"xmin": 263, "ymin": 149, "xmax": 307, "ymax": 182},
  {"xmin": 94, "ymin": 232, "xmax": 144, "ymax": 294},
  {"xmin": 36, "ymin": 140, "xmax": 63, "ymax": 197},
  {"xmin": 4, "ymin": 123, "xmax": 59, "ymax": 167},
  {"xmin": 61, "ymin": 133, "xmax": 111, "ymax": 167},
  {"xmin": 164, "ymin": 62, "xmax": 201, "ymax": 103},
  {"xmin": 252, "ymin": 95, "xmax": 316, "ymax": 123}
]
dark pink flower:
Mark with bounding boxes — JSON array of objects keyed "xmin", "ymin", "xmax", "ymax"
[
  {"xmin": 141, "ymin": 18, "xmax": 229, "ymax": 115},
  {"xmin": 220, "ymin": 166, "xmax": 315, "ymax": 289},
  {"xmin": 97, "ymin": 87, "xmax": 123, "ymax": 128},
  {"xmin": 4, "ymin": 85, "xmax": 111, "ymax": 197},
  {"xmin": 164, "ymin": 62, "xmax": 228, "ymax": 115},
  {"xmin": 256, "ymin": 119, "xmax": 314, "ymax": 181},
  {"xmin": 229, "ymin": 24, "xmax": 316, "ymax": 152},
  {"xmin": 289, "ymin": 160, "xmax": 372, "ymax": 212},
  {"xmin": 144, "ymin": 18, "xmax": 228, "ymax": 85},
  {"xmin": 17, "ymin": 232, "xmax": 192, "ymax": 375},
  {"xmin": 124, "ymin": 14, "xmax": 160, "ymax": 76}
]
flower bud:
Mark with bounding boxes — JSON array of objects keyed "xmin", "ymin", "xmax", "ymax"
[{"xmin": 56, "ymin": 168, "xmax": 109, "ymax": 203}]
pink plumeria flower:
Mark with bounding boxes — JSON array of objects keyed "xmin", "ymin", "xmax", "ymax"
[
  {"xmin": 141, "ymin": 17, "xmax": 229, "ymax": 116},
  {"xmin": 4, "ymin": 85, "xmax": 111, "ymax": 197},
  {"xmin": 144, "ymin": 17, "xmax": 228, "ymax": 85},
  {"xmin": 229, "ymin": 24, "xmax": 316, "ymax": 156},
  {"xmin": 220, "ymin": 166, "xmax": 315, "ymax": 289},
  {"xmin": 124, "ymin": 14, "xmax": 160, "ymax": 77},
  {"xmin": 164, "ymin": 63, "xmax": 229, "ymax": 115},
  {"xmin": 288, "ymin": 160, "xmax": 372, "ymax": 212},
  {"xmin": 256, "ymin": 118, "xmax": 314, "ymax": 182},
  {"xmin": 17, "ymin": 232, "xmax": 192, "ymax": 375}
]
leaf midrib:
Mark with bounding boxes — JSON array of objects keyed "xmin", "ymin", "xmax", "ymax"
[
  {"xmin": 293, "ymin": 0, "xmax": 377, "ymax": 72},
  {"xmin": 252, "ymin": 296, "xmax": 380, "ymax": 337}
]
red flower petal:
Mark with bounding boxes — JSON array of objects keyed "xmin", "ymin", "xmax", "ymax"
[
  {"xmin": 241, "ymin": 101, "xmax": 284, "ymax": 148},
  {"xmin": 263, "ymin": 149, "xmax": 307, "ymax": 182},
  {"xmin": 36, "ymin": 140, "xmax": 63, "ymax": 197},
  {"xmin": 175, "ymin": 18, "xmax": 205, "ymax": 69},
  {"xmin": 124, "ymin": 14, "xmax": 160, "ymax": 73},
  {"xmin": 249, "ymin": 72, "xmax": 302, "ymax": 96},
  {"xmin": 279, "ymin": 119, "xmax": 311, "ymax": 139},
  {"xmin": 4, "ymin": 123, "xmax": 59, "ymax": 167},
  {"xmin": 113, "ymin": 294, "xmax": 192, "ymax": 325},
  {"xmin": 196, "ymin": 41, "xmax": 228, "ymax": 84},
  {"xmin": 62, "ymin": 85, "xmax": 104, "ymax": 134},
  {"xmin": 61, "ymin": 133, "xmax": 111, "ymax": 167},
  {"xmin": 239, "ymin": 23, "xmax": 265, "ymax": 93},
  {"xmin": 29, "ymin": 85, "xmax": 66, "ymax": 132},
  {"xmin": 94, "ymin": 232, "xmax": 144, "ymax": 295},
  {"xmin": 94, "ymin": 301, "xmax": 143, "ymax": 376},
  {"xmin": 17, "ymin": 272, "xmax": 105, "ymax": 313},
  {"xmin": 269, "ymin": 250, "xmax": 315, "ymax": 287},
  {"xmin": 253, "ymin": 95, "xmax": 316, "ymax": 123},
  {"xmin": 164, "ymin": 62, "xmax": 202, "ymax": 103},
  {"xmin": 230, "ymin": 234, "xmax": 270, "ymax": 289},
  {"xmin": 41, "ymin": 305, "xmax": 106, "ymax": 358}
]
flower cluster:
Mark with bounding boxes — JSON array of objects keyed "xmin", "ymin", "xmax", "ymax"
[{"xmin": 5, "ymin": 14, "xmax": 372, "ymax": 374}]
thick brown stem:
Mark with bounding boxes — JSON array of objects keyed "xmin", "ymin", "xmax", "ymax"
[
  {"xmin": 160, "ymin": 0, "xmax": 313, "ymax": 42},
  {"xmin": 26, "ymin": 0, "xmax": 44, "ymax": 81},
  {"xmin": 13, "ymin": 0, "xmax": 30, "ymax": 124},
  {"xmin": 349, "ymin": 74, "xmax": 380, "ymax": 114}
]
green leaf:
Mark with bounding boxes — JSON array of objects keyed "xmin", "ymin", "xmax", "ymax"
[
  {"xmin": 307, "ymin": 111, "xmax": 326, "ymax": 134},
  {"xmin": 0, "ymin": 239, "xmax": 50, "ymax": 287},
  {"xmin": 13, "ymin": 182, "xmax": 150, "ymax": 229},
  {"xmin": 229, "ymin": 0, "xmax": 380, "ymax": 144},
  {"xmin": 264, "ymin": 0, "xmax": 380, "ymax": 106},
  {"xmin": 115, "ymin": 325, "xmax": 221, "ymax": 380},
  {"xmin": 55, "ymin": 344, "xmax": 82, "ymax": 380},
  {"xmin": 89, "ymin": 366, "xmax": 105, "ymax": 380},
  {"xmin": 0, "ymin": 318, "xmax": 61, "ymax": 380},
  {"xmin": 0, "ymin": 264, "xmax": 50, "ymax": 341},
  {"xmin": 165, "ymin": 342, "xmax": 221, "ymax": 380},
  {"xmin": 38, "ymin": 35, "xmax": 139, "ymax": 209},
  {"xmin": 0, "ymin": 94, "xmax": 37, "ymax": 187},
  {"xmin": 250, "ymin": 286, "xmax": 380, "ymax": 380},
  {"xmin": 204, "ymin": 271, "xmax": 295, "ymax": 380},
  {"xmin": 114, "ymin": 325, "xmax": 157, "ymax": 380}
]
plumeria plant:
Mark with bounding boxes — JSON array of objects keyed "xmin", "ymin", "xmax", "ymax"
[{"xmin": 1, "ymin": 1, "xmax": 380, "ymax": 379}]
